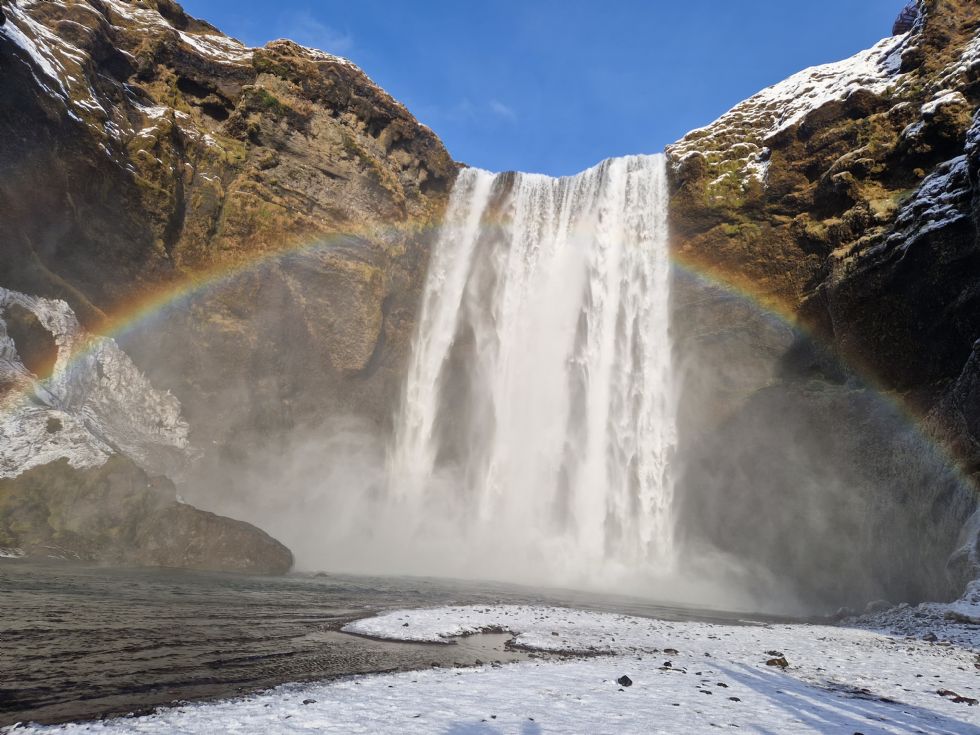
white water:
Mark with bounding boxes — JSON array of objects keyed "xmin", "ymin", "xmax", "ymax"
[{"xmin": 386, "ymin": 154, "xmax": 677, "ymax": 586}]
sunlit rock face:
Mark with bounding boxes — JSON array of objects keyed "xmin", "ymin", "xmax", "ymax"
[
  {"xmin": 668, "ymin": 0, "xmax": 980, "ymax": 610},
  {"xmin": 0, "ymin": 0, "xmax": 457, "ymax": 457}
]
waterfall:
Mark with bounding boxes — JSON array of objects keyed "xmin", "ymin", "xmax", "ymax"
[{"xmin": 387, "ymin": 154, "xmax": 677, "ymax": 586}]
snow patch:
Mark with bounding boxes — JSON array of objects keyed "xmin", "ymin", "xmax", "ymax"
[
  {"xmin": 668, "ymin": 33, "xmax": 909, "ymax": 188},
  {"xmin": 922, "ymin": 90, "xmax": 968, "ymax": 117},
  {"xmin": 16, "ymin": 604, "xmax": 980, "ymax": 734},
  {"xmin": 177, "ymin": 31, "xmax": 252, "ymax": 65},
  {"xmin": 870, "ymin": 155, "xmax": 974, "ymax": 256}
]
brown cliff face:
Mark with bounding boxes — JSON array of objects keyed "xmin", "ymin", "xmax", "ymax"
[
  {"xmin": 668, "ymin": 0, "xmax": 980, "ymax": 608},
  {"xmin": 668, "ymin": 0, "xmax": 979, "ymax": 404},
  {"xmin": 0, "ymin": 0, "xmax": 457, "ymax": 470},
  {"xmin": 0, "ymin": 0, "xmax": 458, "ymax": 570}
]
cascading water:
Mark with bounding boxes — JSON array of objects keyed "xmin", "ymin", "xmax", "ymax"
[{"xmin": 387, "ymin": 153, "xmax": 677, "ymax": 587}]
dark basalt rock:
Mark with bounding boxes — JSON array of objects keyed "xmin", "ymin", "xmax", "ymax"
[
  {"xmin": 667, "ymin": 0, "xmax": 980, "ymax": 611},
  {"xmin": 0, "ymin": 302, "xmax": 58, "ymax": 380},
  {"xmin": 0, "ymin": 457, "xmax": 293, "ymax": 575}
]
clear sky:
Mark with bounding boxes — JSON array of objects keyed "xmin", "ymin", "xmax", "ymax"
[{"xmin": 181, "ymin": 0, "xmax": 906, "ymax": 176}]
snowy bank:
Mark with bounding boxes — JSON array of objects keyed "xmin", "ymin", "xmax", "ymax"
[{"xmin": 8, "ymin": 605, "xmax": 980, "ymax": 734}]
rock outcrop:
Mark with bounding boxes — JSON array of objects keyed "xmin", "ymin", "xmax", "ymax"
[
  {"xmin": 0, "ymin": 456, "xmax": 293, "ymax": 574},
  {"xmin": 0, "ymin": 287, "xmax": 294, "ymax": 573},
  {"xmin": 668, "ymin": 0, "xmax": 980, "ymax": 608}
]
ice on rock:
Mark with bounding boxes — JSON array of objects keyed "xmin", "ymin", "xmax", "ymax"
[
  {"xmin": 870, "ymin": 155, "xmax": 974, "ymax": 255},
  {"xmin": 0, "ymin": 288, "xmax": 191, "ymax": 482}
]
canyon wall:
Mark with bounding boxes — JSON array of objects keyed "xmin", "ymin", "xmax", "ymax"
[
  {"xmin": 0, "ymin": 0, "xmax": 455, "ymax": 569},
  {"xmin": 667, "ymin": 0, "xmax": 980, "ymax": 608}
]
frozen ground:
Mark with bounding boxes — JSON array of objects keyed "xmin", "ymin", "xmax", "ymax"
[{"xmin": 7, "ymin": 603, "xmax": 979, "ymax": 734}]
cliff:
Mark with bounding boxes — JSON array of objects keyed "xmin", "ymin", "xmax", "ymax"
[
  {"xmin": 1, "ymin": 0, "xmax": 978, "ymax": 605},
  {"xmin": 0, "ymin": 0, "xmax": 456, "ymax": 448},
  {"xmin": 667, "ymin": 0, "xmax": 980, "ymax": 607},
  {"xmin": 0, "ymin": 0, "xmax": 455, "ymax": 571}
]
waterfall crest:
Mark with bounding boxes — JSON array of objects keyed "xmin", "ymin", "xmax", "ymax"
[{"xmin": 388, "ymin": 154, "xmax": 677, "ymax": 585}]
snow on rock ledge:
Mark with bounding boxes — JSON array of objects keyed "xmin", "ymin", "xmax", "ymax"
[
  {"xmin": 0, "ymin": 288, "xmax": 191, "ymax": 481},
  {"xmin": 667, "ymin": 34, "xmax": 909, "ymax": 188}
]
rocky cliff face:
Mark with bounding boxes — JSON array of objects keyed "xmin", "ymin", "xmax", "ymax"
[
  {"xmin": 2, "ymin": 0, "xmax": 978, "ymax": 605},
  {"xmin": 0, "ymin": 0, "xmax": 455, "ymax": 571},
  {"xmin": 0, "ymin": 456, "xmax": 292, "ymax": 574},
  {"xmin": 668, "ymin": 0, "xmax": 980, "ymax": 609},
  {"xmin": 0, "ymin": 0, "xmax": 455, "ymax": 445}
]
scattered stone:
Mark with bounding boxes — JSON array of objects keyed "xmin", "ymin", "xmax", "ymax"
[
  {"xmin": 301, "ymin": 699, "xmax": 316, "ymax": 705},
  {"xmin": 617, "ymin": 675, "xmax": 633, "ymax": 687},
  {"xmin": 664, "ymin": 648, "xmax": 679, "ymax": 655},
  {"xmin": 864, "ymin": 600, "xmax": 891, "ymax": 615},
  {"xmin": 937, "ymin": 689, "xmax": 979, "ymax": 706},
  {"xmin": 944, "ymin": 611, "xmax": 980, "ymax": 625},
  {"xmin": 923, "ymin": 632, "xmax": 938, "ymax": 642},
  {"xmin": 728, "ymin": 697, "xmax": 741, "ymax": 702}
]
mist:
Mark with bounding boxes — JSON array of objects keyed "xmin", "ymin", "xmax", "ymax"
[{"xmin": 110, "ymin": 154, "xmax": 980, "ymax": 620}]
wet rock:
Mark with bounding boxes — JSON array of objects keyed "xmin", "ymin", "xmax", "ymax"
[
  {"xmin": 0, "ymin": 457, "xmax": 293, "ymax": 574},
  {"xmin": 865, "ymin": 600, "xmax": 891, "ymax": 614},
  {"xmin": 938, "ymin": 689, "xmax": 979, "ymax": 706},
  {"xmin": 943, "ymin": 610, "xmax": 980, "ymax": 625}
]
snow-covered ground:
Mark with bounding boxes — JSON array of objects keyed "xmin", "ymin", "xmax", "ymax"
[{"xmin": 9, "ymin": 603, "xmax": 979, "ymax": 734}]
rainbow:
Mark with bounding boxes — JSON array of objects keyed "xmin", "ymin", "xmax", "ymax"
[{"xmin": 0, "ymin": 221, "xmax": 976, "ymax": 494}]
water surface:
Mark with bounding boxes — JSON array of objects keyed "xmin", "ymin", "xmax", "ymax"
[{"xmin": 0, "ymin": 560, "xmax": 787, "ymax": 726}]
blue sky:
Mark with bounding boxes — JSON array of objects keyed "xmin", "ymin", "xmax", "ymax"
[{"xmin": 182, "ymin": 0, "xmax": 905, "ymax": 176}]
